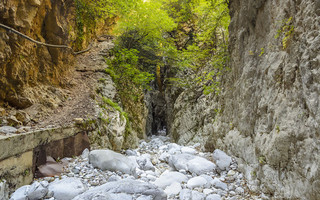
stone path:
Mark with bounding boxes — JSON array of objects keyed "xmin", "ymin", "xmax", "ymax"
[{"xmin": 10, "ymin": 134, "xmax": 268, "ymax": 200}]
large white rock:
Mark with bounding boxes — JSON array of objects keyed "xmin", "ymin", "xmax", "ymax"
[
  {"xmin": 72, "ymin": 179, "xmax": 166, "ymax": 200},
  {"xmin": 179, "ymin": 189, "xmax": 192, "ymax": 200},
  {"xmin": 164, "ymin": 182, "xmax": 182, "ymax": 196},
  {"xmin": 10, "ymin": 185, "xmax": 30, "ymax": 200},
  {"xmin": 187, "ymin": 176, "xmax": 207, "ymax": 189},
  {"xmin": 136, "ymin": 154, "xmax": 155, "ymax": 171},
  {"xmin": 26, "ymin": 181, "xmax": 48, "ymax": 200},
  {"xmin": 169, "ymin": 154, "xmax": 216, "ymax": 175},
  {"xmin": 211, "ymin": 178, "xmax": 227, "ymax": 190},
  {"xmin": 136, "ymin": 195, "xmax": 153, "ymax": 200},
  {"xmin": 212, "ymin": 149, "xmax": 232, "ymax": 171},
  {"xmin": 181, "ymin": 146, "xmax": 197, "ymax": 154},
  {"xmin": 89, "ymin": 149, "xmax": 137, "ymax": 175},
  {"xmin": 191, "ymin": 191, "xmax": 205, "ymax": 200},
  {"xmin": 48, "ymin": 178, "xmax": 87, "ymax": 200},
  {"xmin": 167, "ymin": 143, "xmax": 181, "ymax": 154},
  {"xmin": 153, "ymin": 171, "xmax": 188, "ymax": 189},
  {"xmin": 80, "ymin": 193, "xmax": 132, "ymax": 200},
  {"xmin": 200, "ymin": 174, "xmax": 214, "ymax": 188},
  {"xmin": 159, "ymin": 152, "xmax": 170, "ymax": 162},
  {"xmin": 206, "ymin": 194, "xmax": 222, "ymax": 200}
]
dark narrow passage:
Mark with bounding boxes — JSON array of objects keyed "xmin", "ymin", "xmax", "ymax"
[{"xmin": 146, "ymin": 66, "xmax": 167, "ymax": 135}]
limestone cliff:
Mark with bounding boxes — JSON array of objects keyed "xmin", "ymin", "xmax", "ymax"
[
  {"xmin": 169, "ymin": 0, "xmax": 320, "ymax": 199},
  {"xmin": 0, "ymin": 0, "xmax": 75, "ymax": 108}
]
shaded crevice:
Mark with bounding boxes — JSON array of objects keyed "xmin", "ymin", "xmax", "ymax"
[{"xmin": 145, "ymin": 66, "xmax": 168, "ymax": 135}]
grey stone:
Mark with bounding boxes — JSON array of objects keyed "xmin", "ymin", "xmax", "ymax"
[
  {"xmin": 179, "ymin": 189, "xmax": 192, "ymax": 200},
  {"xmin": 235, "ymin": 187, "xmax": 244, "ymax": 194},
  {"xmin": 191, "ymin": 191, "xmax": 205, "ymax": 200},
  {"xmin": 212, "ymin": 149, "xmax": 232, "ymax": 171},
  {"xmin": 72, "ymin": 179, "xmax": 166, "ymax": 200},
  {"xmin": 211, "ymin": 178, "xmax": 227, "ymax": 190},
  {"xmin": 136, "ymin": 154, "xmax": 155, "ymax": 171},
  {"xmin": 169, "ymin": 153, "xmax": 216, "ymax": 175},
  {"xmin": 81, "ymin": 148, "xmax": 90, "ymax": 159},
  {"xmin": 48, "ymin": 178, "xmax": 87, "ymax": 200},
  {"xmin": 0, "ymin": 126, "xmax": 17, "ymax": 134},
  {"xmin": 89, "ymin": 150, "xmax": 137, "ymax": 176},
  {"xmin": 26, "ymin": 181, "xmax": 48, "ymax": 200},
  {"xmin": 164, "ymin": 182, "xmax": 182, "ymax": 196},
  {"xmin": 206, "ymin": 194, "xmax": 221, "ymax": 200},
  {"xmin": 187, "ymin": 176, "xmax": 208, "ymax": 189},
  {"xmin": 153, "ymin": 171, "xmax": 188, "ymax": 189},
  {"xmin": 136, "ymin": 195, "xmax": 153, "ymax": 200},
  {"xmin": 10, "ymin": 185, "xmax": 29, "ymax": 200}
]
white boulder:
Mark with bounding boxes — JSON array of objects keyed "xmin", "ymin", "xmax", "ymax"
[
  {"xmin": 136, "ymin": 154, "xmax": 155, "ymax": 171},
  {"xmin": 48, "ymin": 178, "xmax": 87, "ymax": 200},
  {"xmin": 211, "ymin": 178, "xmax": 228, "ymax": 190},
  {"xmin": 206, "ymin": 194, "xmax": 222, "ymax": 200},
  {"xmin": 179, "ymin": 189, "xmax": 192, "ymax": 200},
  {"xmin": 72, "ymin": 179, "xmax": 166, "ymax": 200},
  {"xmin": 191, "ymin": 191, "xmax": 205, "ymax": 200},
  {"xmin": 164, "ymin": 182, "xmax": 182, "ymax": 196},
  {"xmin": 169, "ymin": 154, "xmax": 216, "ymax": 175},
  {"xmin": 89, "ymin": 149, "xmax": 137, "ymax": 175},
  {"xmin": 187, "ymin": 176, "xmax": 207, "ymax": 189},
  {"xmin": 153, "ymin": 171, "xmax": 188, "ymax": 189},
  {"xmin": 10, "ymin": 185, "xmax": 30, "ymax": 200},
  {"xmin": 181, "ymin": 146, "xmax": 197, "ymax": 154},
  {"xmin": 26, "ymin": 181, "xmax": 48, "ymax": 200},
  {"xmin": 212, "ymin": 149, "xmax": 232, "ymax": 171}
]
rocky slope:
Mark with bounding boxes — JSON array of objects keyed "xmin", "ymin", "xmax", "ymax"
[{"xmin": 168, "ymin": 0, "xmax": 320, "ymax": 199}]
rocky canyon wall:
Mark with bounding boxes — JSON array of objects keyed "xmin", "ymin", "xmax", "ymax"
[
  {"xmin": 0, "ymin": 0, "xmax": 76, "ymax": 108},
  {"xmin": 0, "ymin": 0, "xmax": 111, "ymax": 109},
  {"xmin": 169, "ymin": 0, "xmax": 320, "ymax": 199}
]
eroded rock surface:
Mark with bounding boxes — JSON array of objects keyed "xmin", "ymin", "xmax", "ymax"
[{"xmin": 167, "ymin": 0, "xmax": 320, "ymax": 199}]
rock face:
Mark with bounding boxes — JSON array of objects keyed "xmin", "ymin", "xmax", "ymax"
[
  {"xmin": 0, "ymin": 0, "xmax": 74, "ymax": 108},
  {"xmin": 168, "ymin": 0, "xmax": 320, "ymax": 199}
]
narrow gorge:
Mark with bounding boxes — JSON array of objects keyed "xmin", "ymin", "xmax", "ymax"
[{"xmin": 1, "ymin": 0, "xmax": 320, "ymax": 199}]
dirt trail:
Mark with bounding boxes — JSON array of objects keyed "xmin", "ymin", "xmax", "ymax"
[{"xmin": 32, "ymin": 39, "xmax": 114, "ymax": 129}]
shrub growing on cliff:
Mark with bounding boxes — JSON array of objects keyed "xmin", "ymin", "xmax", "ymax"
[
  {"xmin": 166, "ymin": 0, "xmax": 230, "ymax": 95},
  {"xmin": 74, "ymin": 0, "xmax": 135, "ymax": 49}
]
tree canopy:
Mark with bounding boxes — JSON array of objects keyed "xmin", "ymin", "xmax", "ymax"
[{"xmin": 78, "ymin": 0, "xmax": 230, "ymax": 96}]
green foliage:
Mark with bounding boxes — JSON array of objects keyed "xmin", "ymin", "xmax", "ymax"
[
  {"xmin": 102, "ymin": 97, "xmax": 129, "ymax": 123},
  {"xmin": 259, "ymin": 48, "xmax": 264, "ymax": 57},
  {"xmin": 74, "ymin": 0, "xmax": 135, "ymax": 49},
  {"xmin": 166, "ymin": 0, "xmax": 230, "ymax": 95},
  {"xmin": 106, "ymin": 48, "xmax": 154, "ymax": 92},
  {"xmin": 276, "ymin": 125, "xmax": 280, "ymax": 133},
  {"xmin": 275, "ymin": 17, "xmax": 294, "ymax": 49},
  {"xmin": 112, "ymin": 0, "xmax": 177, "ymax": 70},
  {"xmin": 259, "ymin": 156, "xmax": 266, "ymax": 165}
]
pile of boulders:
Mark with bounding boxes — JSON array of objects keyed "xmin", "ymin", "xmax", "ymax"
[{"xmin": 10, "ymin": 135, "xmax": 267, "ymax": 200}]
